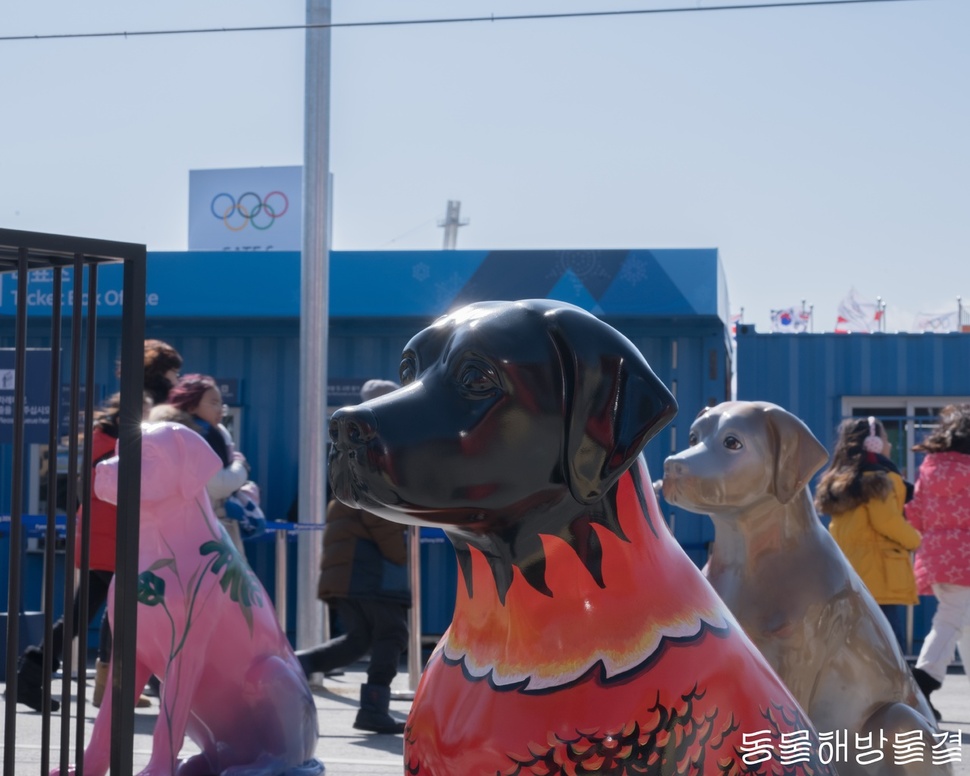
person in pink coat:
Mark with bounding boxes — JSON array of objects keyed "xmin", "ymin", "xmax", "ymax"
[{"xmin": 908, "ymin": 403, "xmax": 970, "ymax": 721}]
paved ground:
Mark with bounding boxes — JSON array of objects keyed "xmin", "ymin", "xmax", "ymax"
[
  {"xmin": 2, "ymin": 661, "xmax": 969, "ymax": 774},
  {"xmin": 1, "ymin": 660, "xmax": 412, "ymax": 775}
]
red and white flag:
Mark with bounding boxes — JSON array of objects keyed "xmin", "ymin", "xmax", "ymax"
[{"xmin": 835, "ymin": 289, "xmax": 883, "ymax": 333}]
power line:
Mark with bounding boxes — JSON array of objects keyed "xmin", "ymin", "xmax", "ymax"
[
  {"xmin": 380, "ymin": 218, "xmax": 437, "ymax": 247},
  {"xmin": 0, "ymin": 0, "xmax": 932, "ymax": 43}
]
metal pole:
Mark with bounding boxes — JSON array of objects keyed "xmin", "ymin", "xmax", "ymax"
[
  {"xmin": 407, "ymin": 526, "xmax": 422, "ymax": 692},
  {"xmin": 276, "ymin": 527, "xmax": 288, "ymax": 632},
  {"xmin": 111, "ymin": 246, "xmax": 147, "ymax": 776},
  {"xmin": 59, "ymin": 255, "xmax": 86, "ymax": 769},
  {"xmin": 297, "ymin": 0, "xmax": 332, "ymax": 651},
  {"xmin": 2, "ymin": 248, "xmax": 29, "ymax": 776},
  {"xmin": 906, "ymin": 602, "xmax": 914, "ymax": 658}
]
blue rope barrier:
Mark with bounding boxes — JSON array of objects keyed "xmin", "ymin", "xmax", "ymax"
[{"xmin": 1, "ymin": 515, "xmax": 326, "ymax": 538}]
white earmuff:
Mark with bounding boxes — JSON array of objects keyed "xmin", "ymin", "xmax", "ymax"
[{"xmin": 863, "ymin": 416, "xmax": 885, "ymax": 455}]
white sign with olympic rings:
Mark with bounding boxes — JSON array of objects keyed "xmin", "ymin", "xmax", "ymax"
[{"xmin": 188, "ymin": 166, "xmax": 302, "ymax": 251}]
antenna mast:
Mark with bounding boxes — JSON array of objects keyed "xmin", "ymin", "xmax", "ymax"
[{"xmin": 438, "ymin": 200, "xmax": 469, "ymax": 250}]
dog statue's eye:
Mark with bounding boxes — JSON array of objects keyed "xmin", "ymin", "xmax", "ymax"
[
  {"xmin": 457, "ymin": 360, "xmax": 499, "ymax": 397},
  {"xmin": 723, "ymin": 435, "xmax": 743, "ymax": 450},
  {"xmin": 688, "ymin": 432, "xmax": 698, "ymax": 446},
  {"xmin": 399, "ymin": 356, "xmax": 417, "ymax": 386}
]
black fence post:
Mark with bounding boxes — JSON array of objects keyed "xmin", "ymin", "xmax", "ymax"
[{"xmin": 0, "ymin": 229, "xmax": 146, "ymax": 775}]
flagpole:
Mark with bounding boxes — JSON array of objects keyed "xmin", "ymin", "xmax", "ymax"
[{"xmin": 297, "ymin": 0, "xmax": 332, "ymax": 652}]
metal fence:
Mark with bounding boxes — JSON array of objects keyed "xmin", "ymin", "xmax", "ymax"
[{"xmin": 1, "ymin": 228, "xmax": 145, "ymax": 775}]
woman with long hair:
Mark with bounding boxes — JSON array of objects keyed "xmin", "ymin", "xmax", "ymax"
[
  {"xmin": 815, "ymin": 416, "xmax": 921, "ymax": 639},
  {"xmin": 908, "ymin": 404, "xmax": 970, "ymax": 721}
]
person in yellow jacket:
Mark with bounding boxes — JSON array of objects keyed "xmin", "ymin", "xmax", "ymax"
[{"xmin": 815, "ymin": 417, "xmax": 921, "ymax": 643}]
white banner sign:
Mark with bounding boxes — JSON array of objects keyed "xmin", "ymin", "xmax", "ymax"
[{"xmin": 188, "ymin": 166, "xmax": 302, "ymax": 251}]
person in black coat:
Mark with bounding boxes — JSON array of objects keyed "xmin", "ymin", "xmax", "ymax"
[{"xmin": 297, "ymin": 379, "xmax": 410, "ymax": 735}]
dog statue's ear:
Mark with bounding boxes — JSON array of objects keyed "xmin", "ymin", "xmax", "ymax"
[
  {"xmin": 139, "ymin": 422, "xmax": 222, "ymax": 501},
  {"xmin": 138, "ymin": 430, "xmax": 172, "ymax": 502},
  {"xmin": 545, "ymin": 305, "xmax": 677, "ymax": 504},
  {"xmin": 172, "ymin": 424, "xmax": 224, "ymax": 501},
  {"xmin": 93, "ymin": 454, "xmax": 120, "ymax": 506},
  {"xmin": 763, "ymin": 404, "xmax": 829, "ymax": 504}
]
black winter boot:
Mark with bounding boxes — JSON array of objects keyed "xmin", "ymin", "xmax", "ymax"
[
  {"xmin": 911, "ymin": 666, "xmax": 942, "ymax": 722},
  {"xmin": 14, "ymin": 650, "xmax": 59, "ymax": 713},
  {"xmin": 353, "ymin": 683, "xmax": 405, "ymax": 734}
]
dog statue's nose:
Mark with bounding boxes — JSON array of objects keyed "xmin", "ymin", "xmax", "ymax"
[
  {"xmin": 329, "ymin": 407, "xmax": 379, "ymax": 447},
  {"xmin": 663, "ymin": 458, "xmax": 685, "ymax": 477}
]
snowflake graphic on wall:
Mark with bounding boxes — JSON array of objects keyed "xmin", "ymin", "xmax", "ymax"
[
  {"xmin": 412, "ymin": 262, "xmax": 431, "ymax": 282},
  {"xmin": 435, "ymin": 272, "xmax": 465, "ymax": 307},
  {"xmin": 550, "ymin": 251, "xmax": 608, "ymax": 282},
  {"xmin": 619, "ymin": 257, "xmax": 649, "ymax": 286}
]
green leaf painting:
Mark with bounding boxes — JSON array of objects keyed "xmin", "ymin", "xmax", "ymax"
[
  {"xmin": 200, "ymin": 537, "xmax": 265, "ymax": 633},
  {"xmin": 137, "ymin": 571, "xmax": 166, "ymax": 607}
]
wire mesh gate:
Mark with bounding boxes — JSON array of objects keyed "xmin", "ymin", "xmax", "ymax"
[{"xmin": 0, "ymin": 228, "xmax": 145, "ymax": 775}]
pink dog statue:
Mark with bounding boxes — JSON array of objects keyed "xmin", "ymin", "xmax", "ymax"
[{"xmin": 54, "ymin": 421, "xmax": 324, "ymax": 776}]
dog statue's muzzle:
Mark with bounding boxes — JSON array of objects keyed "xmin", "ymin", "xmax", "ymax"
[{"xmin": 329, "ymin": 406, "xmax": 379, "ymax": 448}]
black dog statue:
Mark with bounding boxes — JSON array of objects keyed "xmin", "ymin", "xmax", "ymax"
[{"xmin": 329, "ymin": 299, "xmax": 833, "ymax": 776}]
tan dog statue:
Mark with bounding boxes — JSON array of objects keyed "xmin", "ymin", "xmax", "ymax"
[{"xmin": 662, "ymin": 401, "xmax": 950, "ymax": 776}]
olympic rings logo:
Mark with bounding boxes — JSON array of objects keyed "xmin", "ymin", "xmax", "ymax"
[{"xmin": 210, "ymin": 191, "xmax": 290, "ymax": 231}]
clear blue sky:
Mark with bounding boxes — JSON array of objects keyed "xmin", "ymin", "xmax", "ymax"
[{"xmin": 2, "ymin": 0, "xmax": 966, "ymax": 332}]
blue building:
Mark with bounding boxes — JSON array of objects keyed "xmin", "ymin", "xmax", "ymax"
[
  {"xmin": 1, "ymin": 247, "xmax": 733, "ymax": 639},
  {"xmin": 733, "ymin": 324, "xmax": 970, "ymax": 654},
  {"xmin": 4, "ymin": 249, "xmax": 965, "ymax": 654}
]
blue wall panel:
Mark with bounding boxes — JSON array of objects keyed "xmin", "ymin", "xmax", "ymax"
[
  {"xmin": 0, "ymin": 248, "xmax": 727, "ymax": 323},
  {"xmin": 16, "ymin": 315, "xmax": 727, "ymax": 552},
  {"xmin": 736, "ymin": 330, "xmax": 970, "ymax": 454}
]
